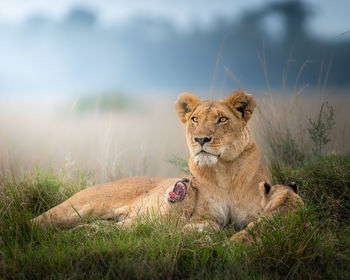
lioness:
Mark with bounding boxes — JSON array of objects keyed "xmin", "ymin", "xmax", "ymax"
[{"xmin": 32, "ymin": 90, "xmax": 268, "ymax": 231}]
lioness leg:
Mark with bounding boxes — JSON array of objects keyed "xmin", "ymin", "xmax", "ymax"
[{"xmin": 32, "ymin": 198, "xmax": 130, "ymax": 228}]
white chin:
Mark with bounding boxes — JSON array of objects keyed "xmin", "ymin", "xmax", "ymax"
[{"xmin": 194, "ymin": 153, "xmax": 218, "ymax": 167}]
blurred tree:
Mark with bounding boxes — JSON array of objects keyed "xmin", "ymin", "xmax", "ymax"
[
  {"xmin": 64, "ymin": 7, "xmax": 96, "ymax": 28},
  {"xmin": 269, "ymin": 0, "xmax": 312, "ymax": 41}
]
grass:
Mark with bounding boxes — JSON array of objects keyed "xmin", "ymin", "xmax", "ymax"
[
  {"xmin": 0, "ymin": 152, "xmax": 349, "ymax": 279},
  {"xmin": 270, "ymin": 153, "xmax": 350, "ymax": 223}
]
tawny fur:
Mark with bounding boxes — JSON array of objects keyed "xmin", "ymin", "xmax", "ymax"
[
  {"xmin": 32, "ymin": 90, "xmax": 268, "ymax": 231},
  {"xmin": 230, "ymin": 182, "xmax": 304, "ymax": 244}
]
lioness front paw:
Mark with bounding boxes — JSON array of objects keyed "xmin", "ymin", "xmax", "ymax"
[
  {"xmin": 183, "ymin": 221, "xmax": 220, "ymax": 233},
  {"xmin": 183, "ymin": 222, "xmax": 207, "ymax": 233}
]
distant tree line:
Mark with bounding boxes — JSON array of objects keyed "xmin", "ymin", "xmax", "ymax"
[{"xmin": 0, "ymin": 0, "xmax": 349, "ymax": 93}]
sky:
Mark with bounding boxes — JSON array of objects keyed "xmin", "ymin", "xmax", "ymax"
[
  {"xmin": 0, "ymin": 0, "xmax": 349, "ymax": 38},
  {"xmin": 0, "ymin": 0, "xmax": 349, "ymax": 97}
]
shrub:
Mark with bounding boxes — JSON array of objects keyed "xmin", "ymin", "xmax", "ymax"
[{"xmin": 308, "ymin": 101, "xmax": 336, "ymax": 157}]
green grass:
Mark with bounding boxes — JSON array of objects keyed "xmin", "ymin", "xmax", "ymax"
[
  {"xmin": 1, "ymin": 154, "xmax": 349, "ymax": 279},
  {"xmin": 270, "ymin": 153, "xmax": 350, "ymax": 223}
]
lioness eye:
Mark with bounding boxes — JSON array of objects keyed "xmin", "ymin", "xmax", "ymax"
[
  {"xmin": 191, "ymin": 116, "xmax": 198, "ymax": 123},
  {"xmin": 218, "ymin": 117, "xmax": 228, "ymax": 123}
]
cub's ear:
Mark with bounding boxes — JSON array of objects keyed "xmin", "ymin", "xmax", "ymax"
[
  {"xmin": 288, "ymin": 182, "xmax": 298, "ymax": 193},
  {"xmin": 225, "ymin": 90, "xmax": 255, "ymax": 122},
  {"xmin": 258, "ymin": 181, "xmax": 272, "ymax": 196},
  {"xmin": 174, "ymin": 92, "xmax": 200, "ymax": 123},
  {"xmin": 263, "ymin": 182, "xmax": 271, "ymax": 194}
]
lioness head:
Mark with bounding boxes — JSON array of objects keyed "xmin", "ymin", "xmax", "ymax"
[{"xmin": 174, "ymin": 90, "xmax": 255, "ymax": 166}]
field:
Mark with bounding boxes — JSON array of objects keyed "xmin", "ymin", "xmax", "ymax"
[{"xmin": 0, "ymin": 90, "xmax": 350, "ymax": 279}]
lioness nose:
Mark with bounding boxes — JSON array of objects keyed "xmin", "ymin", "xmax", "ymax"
[{"xmin": 194, "ymin": 137, "xmax": 212, "ymax": 146}]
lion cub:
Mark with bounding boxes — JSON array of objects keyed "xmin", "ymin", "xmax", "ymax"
[
  {"xmin": 166, "ymin": 179, "xmax": 303, "ymax": 238},
  {"xmin": 164, "ymin": 178, "xmax": 198, "ymax": 221},
  {"xmin": 164, "ymin": 177, "xmax": 220, "ymax": 232},
  {"xmin": 230, "ymin": 181, "xmax": 303, "ymax": 244}
]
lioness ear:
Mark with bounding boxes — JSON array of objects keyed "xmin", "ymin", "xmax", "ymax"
[
  {"xmin": 225, "ymin": 90, "xmax": 255, "ymax": 122},
  {"xmin": 174, "ymin": 92, "xmax": 200, "ymax": 123}
]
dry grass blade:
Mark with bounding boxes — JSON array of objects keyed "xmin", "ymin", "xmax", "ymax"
[
  {"xmin": 282, "ymin": 41, "xmax": 296, "ymax": 91},
  {"xmin": 335, "ymin": 30, "xmax": 350, "ymax": 38},
  {"xmin": 322, "ymin": 53, "xmax": 334, "ymax": 94},
  {"xmin": 293, "ymin": 59, "xmax": 312, "ymax": 93},
  {"xmin": 256, "ymin": 39, "xmax": 271, "ymax": 96},
  {"xmin": 317, "ymin": 58, "xmax": 324, "ymax": 92},
  {"xmin": 209, "ymin": 34, "xmax": 226, "ymax": 98},
  {"xmin": 224, "ymin": 66, "xmax": 244, "ymax": 89}
]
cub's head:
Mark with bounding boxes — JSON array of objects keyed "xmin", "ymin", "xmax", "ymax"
[
  {"xmin": 174, "ymin": 90, "xmax": 255, "ymax": 166},
  {"xmin": 258, "ymin": 182, "xmax": 303, "ymax": 215}
]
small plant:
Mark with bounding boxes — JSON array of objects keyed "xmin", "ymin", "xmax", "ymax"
[
  {"xmin": 164, "ymin": 154, "xmax": 189, "ymax": 174},
  {"xmin": 308, "ymin": 101, "xmax": 336, "ymax": 157}
]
